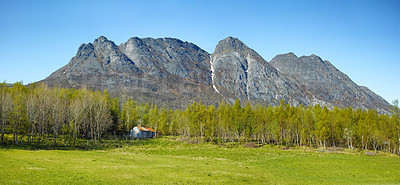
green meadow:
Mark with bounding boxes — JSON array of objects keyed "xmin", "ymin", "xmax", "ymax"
[{"xmin": 1, "ymin": 139, "xmax": 399, "ymax": 184}]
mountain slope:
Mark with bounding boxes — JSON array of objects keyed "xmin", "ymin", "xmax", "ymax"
[
  {"xmin": 119, "ymin": 37, "xmax": 211, "ymax": 83},
  {"xmin": 42, "ymin": 36, "xmax": 390, "ymax": 112},
  {"xmin": 43, "ymin": 36, "xmax": 220, "ymax": 107},
  {"xmin": 210, "ymin": 37, "xmax": 309, "ymax": 106},
  {"xmin": 270, "ymin": 52, "xmax": 390, "ymax": 112}
]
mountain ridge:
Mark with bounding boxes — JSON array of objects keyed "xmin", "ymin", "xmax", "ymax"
[{"xmin": 41, "ymin": 36, "xmax": 391, "ymax": 112}]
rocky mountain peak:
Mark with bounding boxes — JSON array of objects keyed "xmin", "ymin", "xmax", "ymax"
[
  {"xmin": 214, "ymin": 36, "xmax": 248, "ymax": 54},
  {"xmin": 270, "ymin": 53, "xmax": 390, "ymax": 112},
  {"xmin": 271, "ymin": 53, "xmax": 331, "ymax": 72},
  {"xmin": 94, "ymin": 35, "xmax": 109, "ymax": 43},
  {"xmin": 75, "ymin": 43, "xmax": 95, "ymax": 60},
  {"xmin": 92, "ymin": 36, "xmax": 118, "ymax": 51},
  {"xmin": 121, "ymin": 37, "xmax": 146, "ymax": 54},
  {"xmin": 125, "ymin": 37, "xmax": 142, "ymax": 44},
  {"xmin": 278, "ymin": 52, "xmax": 297, "ymax": 58},
  {"xmin": 210, "ymin": 37, "xmax": 307, "ymax": 105},
  {"xmin": 42, "ymin": 36, "xmax": 391, "ymax": 112}
]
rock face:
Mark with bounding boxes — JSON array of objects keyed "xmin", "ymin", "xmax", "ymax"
[
  {"xmin": 210, "ymin": 37, "xmax": 308, "ymax": 106},
  {"xmin": 42, "ymin": 36, "xmax": 391, "ymax": 112},
  {"xmin": 269, "ymin": 53, "xmax": 390, "ymax": 112},
  {"xmin": 43, "ymin": 36, "xmax": 219, "ymax": 107},
  {"xmin": 119, "ymin": 37, "xmax": 210, "ymax": 83}
]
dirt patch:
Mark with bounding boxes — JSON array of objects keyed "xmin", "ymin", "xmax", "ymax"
[{"xmin": 243, "ymin": 143, "xmax": 258, "ymax": 148}]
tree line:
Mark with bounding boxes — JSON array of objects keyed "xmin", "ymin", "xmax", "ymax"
[{"xmin": 1, "ymin": 83, "xmax": 399, "ymax": 154}]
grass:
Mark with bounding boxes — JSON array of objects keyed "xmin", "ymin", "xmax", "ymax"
[{"xmin": 0, "ymin": 138, "xmax": 399, "ymax": 184}]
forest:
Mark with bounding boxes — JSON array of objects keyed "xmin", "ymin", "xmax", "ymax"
[{"xmin": 0, "ymin": 82, "xmax": 399, "ymax": 154}]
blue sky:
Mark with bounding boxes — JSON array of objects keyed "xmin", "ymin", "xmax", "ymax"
[{"xmin": 0, "ymin": 0, "xmax": 399, "ymax": 104}]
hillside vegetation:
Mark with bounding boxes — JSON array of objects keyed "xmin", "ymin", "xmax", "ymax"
[{"xmin": 1, "ymin": 83, "xmax": 400, "ymax": 155}]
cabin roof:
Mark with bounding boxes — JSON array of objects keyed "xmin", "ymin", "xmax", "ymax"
[{"xmin": 136, "ymin": 126, "xmax": 155, "ymax": 132}]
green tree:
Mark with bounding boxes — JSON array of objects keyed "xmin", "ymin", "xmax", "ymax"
[
  {"xmin": 315, "ymin": 105, "xmax": 331, "ymax": 148},
  {"xmin": 9, "ymin": 82, "xmax": 27, "ymax": 144},
  {"xmin": 158, "ymin": 107, "xmax": 170, "ymax": 136},
  {"xmin": 149, "ymin": 104, "xmax": 159, "ymax": 137},
  {"xmin": 92, "ymin": 91, "xmax": 112, "ymax": 143},
  {"xmin": 120, "ymin": 99, "xmax": 138, "ymax": 133},
  {"xmin": 216, "ymin": 100, "xmax": 232, "ymax": 142},
  {"xmin": 276, "ymin": 100, "xmax": 288, "ymax": 145},
  {"xmin": 342, "ymin": 107, "xmax": 355, "ymax": 150},
  {"xmin": 109, "ymin": 97, "xmax": 121, "ymax": 135},
  {"xmin": 204, "ymin": 105, "xmax": 217, "ymax": 142},
  {"xmin": 253, "ymin": 104, "xmax": 267, "ymax": 145},
  {"xmin": 303, "ymin": 106, "xmax": 315, "ymax": 146},
  {"xmin": 232, "ymin": 100, "xmax": 244, "ymax": 144},
  {"xmin": 0, "ymin": 84, "xmax": 12, "ymax": 143},
  {"xmin": 391, "ymin": 99, "xmax": 400, "ymax": 154},
  {"xmin": 243, "ymin": 103, "xmax": 255, "ymax": 142}
]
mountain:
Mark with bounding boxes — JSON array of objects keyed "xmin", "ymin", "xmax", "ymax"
[
  {"xmin": 269, "ymin": 52, "xmax": 390, "ymax": 112},
  {"xmin": 42, "ymin": 36, "xmax": 391, "ymax": 112},
  {"xmin": 210, "ymin": 37, "xmax": 308, "ymax": 106},
  {"xmin": 43, "ymin": 36, "xmax": 220, "ymax": 107}
]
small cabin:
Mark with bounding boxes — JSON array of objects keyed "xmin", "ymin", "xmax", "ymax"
[{"xmin": 130, "ymin": 126, "xmax": 156, "ymax": 138}]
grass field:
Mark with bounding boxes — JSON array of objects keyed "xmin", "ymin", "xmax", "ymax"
[{"xmin": 1, "ymin": 139, "xmax": 399, "ymax": 184}]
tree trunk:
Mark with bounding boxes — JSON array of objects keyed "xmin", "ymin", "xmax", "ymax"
[
  {"xmin": 349, "ymin": 139, "xmax": 352, "ymax": 150},
  {"xmin": 54, "ymin": 134, "xmax": 57, "ymax": 146},
  {"xmin": 361, "ymin": 135, "xmax": 364, "ymax": 150},
  {"xmin": 28, "ymin": 131, "xmax": 31, "ymax": 144},
  {"xmin": 1, "ymin": 121, "xmax": 5, "ymax": 143},
  {"xmin": 347, "ymin": 139, "xmax": 349, "ymax": 150}
]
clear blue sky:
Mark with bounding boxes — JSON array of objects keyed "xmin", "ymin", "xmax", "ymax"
[{"xmin": 1, "ymin": 0, "xmax": 399, "ymax": 104}]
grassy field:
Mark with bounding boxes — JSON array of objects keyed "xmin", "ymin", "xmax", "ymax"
[{"xmin": 1, "ymin": 139, "xmax": 399, "ymax": 184}]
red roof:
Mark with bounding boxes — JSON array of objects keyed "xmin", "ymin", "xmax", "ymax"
[{"xmin": 137, "ymin": 126, "xmax": 155, "ymax": 132}]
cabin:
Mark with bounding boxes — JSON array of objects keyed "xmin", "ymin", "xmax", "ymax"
[{"xmin": 130, "ymin": 126, "xmax": 156, "ymax": 138}]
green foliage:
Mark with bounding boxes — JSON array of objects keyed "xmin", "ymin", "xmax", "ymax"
[
  {"xmin": 1, "ymin": 83, "xmax": 400, "ymax": 155},
  {"xmin": 120, "ymin": 99, "xmax": 137, "ymax": 133}
]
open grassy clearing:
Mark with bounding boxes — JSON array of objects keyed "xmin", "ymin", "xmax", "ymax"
[{"xmin": 1, "ymin": 139, "xmax": 399, "ymax": 184}]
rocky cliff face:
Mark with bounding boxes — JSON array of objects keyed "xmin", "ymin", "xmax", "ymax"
[
  {"xmin": 119, "ymin": 37, "xmax": 211, "ymax": 83},
  {"xmin": 42, "ymin": 36, "xmax": 391, "ymax": 112},
  {"xmin": 43, "ymin": 36, "xmax": 219, "ymax": 107},
  {"xmin": 210, "ymin": 37, "xmax": 308, "ymax": 106},
  {"xmin": 269, "ymin": 52, "xmax": 390, "ymax": 112}
]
